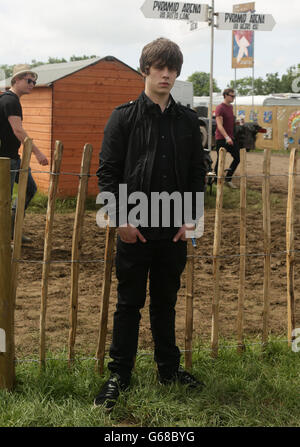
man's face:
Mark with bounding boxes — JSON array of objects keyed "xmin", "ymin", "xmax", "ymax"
[
  {"xmin": 226, "ymin": 92, "xmax": 235, "ymax": 103},
  {"xmin": 143, "ymin": 63, "xmax": 177, "ymax": 97},
  {"xmin": 15, "ymin": 74, "xmax": 36, "ymax": 95}
]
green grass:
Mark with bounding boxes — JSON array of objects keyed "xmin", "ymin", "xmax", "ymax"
[
  {"xmin": 12, "ymin": 186, "xmax": 98, "ymax": 214},
  {"xmin": 1, "ymin": 339, "xmax": 300, "ymax": 427},
  {"xmin": 252, "ymin": 148, "xmax": 292, "ymax": 156},
  {"xmin": 27, "ymin": 191, "xmax": 98, "ymax": 214},
  {"xmin": 22, "ymin": 184, "xmax": 281, "ymax": 215},
  {"xmin": 204, "ymin": 184, "xmax": 281, "ymax": 210}
]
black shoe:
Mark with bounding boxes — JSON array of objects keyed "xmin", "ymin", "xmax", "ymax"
[
  {"xmin": 11, "ymin": 234, "xmax": 33, "ymax": 245},
  {"xmin": 21, "ymin": 234, "xmax": 32, "ymax": 244},
  {"xmin": 94, "ymin": 373, "xmax": 129, "ymax": 411},
  {"xmin": 159, "ymin": 366, "xmax": 204, "ymax": 389}
]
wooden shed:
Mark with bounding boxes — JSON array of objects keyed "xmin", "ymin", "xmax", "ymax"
[{"xmin": 4, "ymin": 57, "xmax": 144, "ymax": 197}]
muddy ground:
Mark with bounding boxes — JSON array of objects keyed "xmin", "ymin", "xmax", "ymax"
[{"xmin": 15, "ymin": 150, "xmax": 300, "ymax": 359}]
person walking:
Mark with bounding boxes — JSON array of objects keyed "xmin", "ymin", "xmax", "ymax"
[
  {"xmin": 0, "ymin": 64, "xmax": 48, "ymax": 243},
  {"xmin": 95, "ymin": 37, "xmax": 206, "ymax": 411},
  {"xmin": 214, "ymin": 88, "xmax": 239, "ymax": 189}
]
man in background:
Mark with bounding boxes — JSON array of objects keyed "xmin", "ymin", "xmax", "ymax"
[
  {"xmin": 214, "ymin": 88, "xmax": 239, "ymax": 189},
  {"xmin": 0, "ymin": 64, "xmax": 48, "ymax": 243}
]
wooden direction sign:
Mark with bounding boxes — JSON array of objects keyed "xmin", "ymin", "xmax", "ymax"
[
  {"xmin": 217, "ymin": 12, "xmax": 276, "ymax": 31},
  {"xmin": 141, "ymin": 0, "xmax": 209, "ymax": 22}
]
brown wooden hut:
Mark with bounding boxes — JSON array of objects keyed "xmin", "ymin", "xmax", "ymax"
[{"xmin": 3, "ymin": 57, "xmax": 144, "ymax": 197}]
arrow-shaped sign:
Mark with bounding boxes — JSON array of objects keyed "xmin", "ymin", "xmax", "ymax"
[
  {"xmin": 217, "ymin": 12, "xmax": 276, "ymax": 31},
  {"xmin": 141, "ymin": 0, "xmax": 209, "ymax": 22}
]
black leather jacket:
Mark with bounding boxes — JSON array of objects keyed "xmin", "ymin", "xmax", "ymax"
[{"xmin": 97, "ymin": 92, "xmax": 206, "ymax": 224}]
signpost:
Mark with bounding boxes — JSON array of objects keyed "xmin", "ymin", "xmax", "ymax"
[
  {"xmin": 140, "ymin": 1, "xmax": 276, "ymax": 152},
  {"xmin": 217, "ymin": 12, "xmax": 276, "ymax": 31},
  {"xmin": 140, "ymin": 1, "xmax": 209, "ymax": 22}
]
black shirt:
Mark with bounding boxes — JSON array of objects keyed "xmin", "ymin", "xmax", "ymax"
[
  {"xmin": 0, "ymin": 91, "xmax": 22, "ymax": 159},
  {"xmin": 139, "ymin": 95, "xmax": 180, "ymax": 240}
]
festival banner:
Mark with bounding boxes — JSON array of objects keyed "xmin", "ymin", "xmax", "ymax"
[{"xmin": 232, "ymin": 2, "xmax": 255, "ymax": 69}]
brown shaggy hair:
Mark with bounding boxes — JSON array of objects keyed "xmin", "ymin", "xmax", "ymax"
[{"xmin": 139, "ymin": 37, "xmax": 183, "ymax": 77}]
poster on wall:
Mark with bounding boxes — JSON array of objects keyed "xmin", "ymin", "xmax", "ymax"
[
  {"xmin": 263, "ymin": 111, "xmax": 273, "ymax": 123},
  {"xmin": 264, "ymin": 127, "xmax": 273, "ymax": 140},
  {"xmin": 238, "ymin": 110, "xmax": 246, "ymax": 122},
  {"xmin": 250, "ymin": 110, "xmax": 258, "ymax": 123},
  {"xmin": 232, "ymin": 3, "xmax": 255, "ymax": 69},
  {"xmin": 288, "ymin": 110, "xmax": 300, "ymax": 134}
]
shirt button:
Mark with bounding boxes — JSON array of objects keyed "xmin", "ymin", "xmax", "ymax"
[
  {"xmin": 163, "ymin": 175, "xmax": 167, "ymax": 179},
  {"xmin": 161, "ymin": 135, "xmax": 165, "ymax": 139},
  {"xmin": 162, "ymin": 154, "xmax": 166, "ymax": 158}
]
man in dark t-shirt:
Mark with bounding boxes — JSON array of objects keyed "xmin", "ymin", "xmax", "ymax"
[
  {"xmin": 0, "ymin": 64, "xmax": 48, "ymax": 243},
  {"xmin": 214, "ymin": 88, "xmax": 239, "ymax": 189}
]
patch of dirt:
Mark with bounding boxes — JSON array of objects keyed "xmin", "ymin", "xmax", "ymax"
[{"xmin": 15, "ymin": 151, "xmax": 300, "ymax": 358}]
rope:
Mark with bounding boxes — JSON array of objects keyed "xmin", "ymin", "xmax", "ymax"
[
  {"xmin": 12, "ymin": 258, "xmax": 105, "ymax": 264},
  {"xmin": 9, "ymin": 168, "xmax": 300, "ymax": 180},
  {"xmin": 187, "ymin": 249, "xmax": 300, "ymax": 260},
  {"xmin": 11, "ymin": 248, "xmax": 299, "ymax": 265}
]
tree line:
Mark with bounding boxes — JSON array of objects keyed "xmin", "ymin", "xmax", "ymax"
[
  {"xmin": 188, "ymin": 63, "xmax": 300, "ymax": 96},
  {"xmin": 0, "ymin": 55, "xmax": 98, "ymax": 79}
]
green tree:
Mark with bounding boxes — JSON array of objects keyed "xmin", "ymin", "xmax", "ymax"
[
  {"xmin": 0, "ymin": 55, "xmax": 100, "ymax": 81},
  {"xmin": 263, "ymin": 72, "xmax": 282, "ymax": 94},
  {"xmin": 280, "ymin": 63, "xmax": 300, "ymax": 92},
  {"xmin": 47, "ymin": 57, "xmax": 67, "ymax": 64},
  {"xmin": 0, "ymin": 64, "xmax": 13, "ymax": 79},
  {"xmin": 227, "ymin": 63, "xmax": 300, "ymax": 95},
  {"xmin": 70, "ymin": 54, "xmax": 97, "ymax": 61},
  {"xmin": 187, "ymin": 71, "xmax": 221, "ymax": 96},
  {"xmin": 228, "ymin": 76, "xmax": 266, "ymax": 95}
]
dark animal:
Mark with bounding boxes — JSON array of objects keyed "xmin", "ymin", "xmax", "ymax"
[{"xmin": 234, "ymin": 122, "xmax": 267, "ymax": 151}]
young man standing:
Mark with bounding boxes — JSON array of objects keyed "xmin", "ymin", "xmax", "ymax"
[
  {"xmin": 214, "ymin": 88, "xmax": 239, "ymax": 189},
  {"xmin": 95, "ymin": 38, "xmax": 206, "ymax": 411},
  {"xmin": 0, "ymin": 64, "xmax": 48, "ymax": 243}
]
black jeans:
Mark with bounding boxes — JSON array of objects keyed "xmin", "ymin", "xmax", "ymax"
[
  {"xmin": 10, "ymin": 158, "xmax": 37, "ymax": 213},
  {"xmin": 214, "ymin": 139, "xmax": 240, "ymax": 181},
  {"xmin": 108, "ymin": 237, "xmax": 187, "ymax": 380}
]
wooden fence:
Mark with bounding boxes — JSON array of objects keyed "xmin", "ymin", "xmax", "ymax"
[{"xmin": 0, "ymin": 142, "xmax": 298, "ymax": 390}]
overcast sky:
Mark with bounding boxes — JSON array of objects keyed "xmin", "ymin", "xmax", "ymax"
[{"xmin": 1, "ymin": 0, "xmax": 299, "ymax": 89}]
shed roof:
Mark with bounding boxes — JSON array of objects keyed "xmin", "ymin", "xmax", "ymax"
[{"xmin": 1, "ymin": 56, "xmax": 141, "ymax": 89}]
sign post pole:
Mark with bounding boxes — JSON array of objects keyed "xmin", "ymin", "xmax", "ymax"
[{"xmin": 208, "ymin": 0, "xmax": 215, "ymax": 153}]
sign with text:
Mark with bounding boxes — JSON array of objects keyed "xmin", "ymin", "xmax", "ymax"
[
  {"xmin": 232, "ymin": 2, "xmax": 255, "ymax": 68},
  {"xmin": 141, "ymin": 1, "xmax": 209, "ymax": 22},
  {"xmin": 217, "ymin": 12, "xmax": 276, "ymax": 31}
]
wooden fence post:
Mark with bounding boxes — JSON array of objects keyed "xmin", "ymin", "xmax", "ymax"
[
  {"xmin": 211, "ymin": 147, "xmax": 226, "ymax": 358},
  {"xmin": 11, "ymin": 138, "xmax": 33, "ymax": 307},
  {"xmin": 237, "ymin": 148, "xmax": 247, "ymax": 353},
  {"xmin": 262, "ymin": 148, "xmax": 271, "ymax": 347},
  {"xmin": 286, "ymin": 148, "xmax": 297, "ymax": 347},
  {"xmin": 10, "ymin": 138, "xmax": 33, "ymax": 376},
  {"xmin": 95, "ymin": 223, "xmax": 116, "ymax": 375},
  {"xmin": 40, "ymin": 141, "xmax": 63, "ymax": 368},
  {"xmin": 0, "ymin": 158, "xmax": 14, "ymax": 390},
  {"xmin": 68, "ymin": 144, "xmax": 93, "ymax": 365},
  {"xmin": 185, "ymin": 239, "xmax": 194, "ymax": 370}
]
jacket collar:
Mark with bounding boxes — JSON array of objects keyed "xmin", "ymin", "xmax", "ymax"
[{"xmin": 139, "ymin": 91, "xmax": 179, "ymax": 116}]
